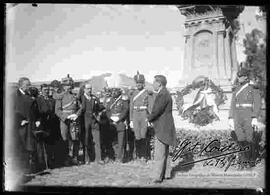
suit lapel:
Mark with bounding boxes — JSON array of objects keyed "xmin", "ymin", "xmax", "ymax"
[
  {"xmin": 153, "ymin": 88, "xmax": 165, "ymax": 108},
  {"xmin": 158, "ymin": 87, "xmax": 166, "ymax": 98},
  {"xmin": 91, "ymin": 97, "xmax": 95, "ymax": 110},
  {"xmin": 84, "ymin": 95, "xmax": 94, "ymax": 111}
]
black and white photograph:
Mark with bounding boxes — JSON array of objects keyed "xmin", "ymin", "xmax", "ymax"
[{"xmin": 4, "ymin": 4, "xmax": 266, "ymax": 191}]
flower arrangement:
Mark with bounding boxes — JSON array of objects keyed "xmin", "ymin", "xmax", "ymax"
[{"xmin": 175, "ymin": 76, "xmax": 227, "ymax": 126}]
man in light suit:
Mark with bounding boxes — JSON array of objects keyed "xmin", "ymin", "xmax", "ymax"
[{"xmin": 147, "ymin": 75, "xmax": 176, "ymax": 183}]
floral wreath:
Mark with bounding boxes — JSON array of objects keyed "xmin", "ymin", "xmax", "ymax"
[{"xmin": 176, "ymin": 76, "xmax": 227, "ymax": 127}]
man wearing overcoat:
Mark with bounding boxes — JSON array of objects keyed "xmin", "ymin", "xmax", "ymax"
[
  {"xmin": 147, "ymin": 75, "xmax": 176, "ymax": 183},
  {"xmin": 13, "ymin": 77, "xmax": 41, "ymax": 174}
]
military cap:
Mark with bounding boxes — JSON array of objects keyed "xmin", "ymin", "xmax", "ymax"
[
  {"xmin": 134, "ymin": 71, "xmax": 145, "ymax": 83},
  {"xmin": 237, "ymin": 68, "xmax": 250, "ymax": 77},
  {"xmin": 61, "ymin": 74, "xmax": 74, "ymax": 86},
  {"xmin": 50, "ymin": 80, "xmax": 61, "ymax": 88}
]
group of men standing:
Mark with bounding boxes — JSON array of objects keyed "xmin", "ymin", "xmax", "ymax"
[
  {"xmin": 12, "ymin": 72, "xmax": 175, "ymax": 180},
  {"xmin": 10, "ymin": 67, "xmax": 263, "ymax": 184}
]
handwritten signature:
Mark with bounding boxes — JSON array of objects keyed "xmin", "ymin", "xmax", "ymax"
[{"xmin": 171, "ymin": 139, "xmax": 255, "ymax": 171}]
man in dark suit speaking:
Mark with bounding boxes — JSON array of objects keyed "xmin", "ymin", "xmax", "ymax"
[{"xmin": 147, "ymin": 75, "xmax": 177, "ymax": 184}]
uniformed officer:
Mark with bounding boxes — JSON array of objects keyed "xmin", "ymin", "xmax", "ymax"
[
  {"xmin": 55, "ymin": 74, "xmax": 81, "ymax": 166},
  {"xmin": 129, "ymin": 72, "xmax": 150, "ymax": 161},
  {"xmin": 105, "ymin": 87, "xmax": 129, "ymax": 163},
  {"xmin": 229, "ymin": 68, "xmax": 261, "ymax": 169},
  {"xmin": 100, "ymin": 87, "xmax": 115, "ymax": 162}
]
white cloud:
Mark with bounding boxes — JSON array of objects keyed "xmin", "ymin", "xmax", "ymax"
[{"xmin": 6, "ymin": 4, "xmax": 185, "ymax": 82}]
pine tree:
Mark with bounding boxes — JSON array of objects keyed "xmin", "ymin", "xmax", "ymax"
[{"xmin": 243, "ymin": 28, "xmax": 266, "ymax": 98}]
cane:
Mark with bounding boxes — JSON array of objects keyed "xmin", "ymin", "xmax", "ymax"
[
  {"xmin": 24, "ymin": 132, "xmax": 51, "ymax": 177},
  {"xmin": 125, "ymin": 122, "xmax": 130, "ymax": 152},
  {"xmin": 42, "ymin": 141, "xmax": 49, "ymax": 170}
]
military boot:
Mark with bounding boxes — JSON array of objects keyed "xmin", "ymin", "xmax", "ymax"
[
  {"xmin": 135, "ymin": 139, "xmax": 141, "ymax": 159},
  {"xmin": 71, "ymin": 140, "xmax": 80, "ymax": 165},
  {"xmin": 63, "ymin": 140, "xmax": 71, "ymax": 166},
  {"xmin": 84, "ymin": 146, "xmax": 90, "ymax": 164},
  {"xmin": 140, "ymin": 138, "xmax": 147, "ymax": 161}
]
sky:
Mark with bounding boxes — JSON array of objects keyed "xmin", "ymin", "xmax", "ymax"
[{"xmin": 6, "ymin": 4, "xmax": 264, "ymax": 87}]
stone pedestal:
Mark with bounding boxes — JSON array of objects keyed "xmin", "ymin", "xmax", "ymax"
[
  {"xmin": 177, "ymin": 5, "xmax": 244, "ymax": 109},
  {"xmin": 178, "ymin": 5, "xmax": 240, "ymax": 88}
]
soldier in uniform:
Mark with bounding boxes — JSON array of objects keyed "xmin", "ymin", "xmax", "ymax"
[
  {"xmin": 100, "ymin": 87, "xmax": 115, "ymax": 162},
  {"xmin": 129, "ymin": 72, "xmax": 150, "ymax": 161},
  {"xmin": 229, "ymin": 68, "xmax": 261, "ymax": 169},
  {"xmin": 55, "ymin": 74, "xmax": 81, "ymax": 166},
  {"xmin": 105, "ymin": 87, "xmax": 129, "ymax": 163}
]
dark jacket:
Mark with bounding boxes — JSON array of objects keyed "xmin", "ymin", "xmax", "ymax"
[
  {"xmin": 36, "ymin": 96, "xmax": 55, "ymax": 130},
  {"xmin": 77, "ymin": 94, "xmax": 104, "ymax": 122},
  {"xmin": 148, "ymin": 87, "xmax": 176, "ymax": 146},
  {"xmin": 36, "ymin": 96, "xmax": 60, "ymax": 143},
  {"xmin": 14, "ymin": 89, "xmax": 39, "ymax": 152},
  {"xmin": 105, "ymin": 95, "xmax": 129, "ymax": 131}
]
